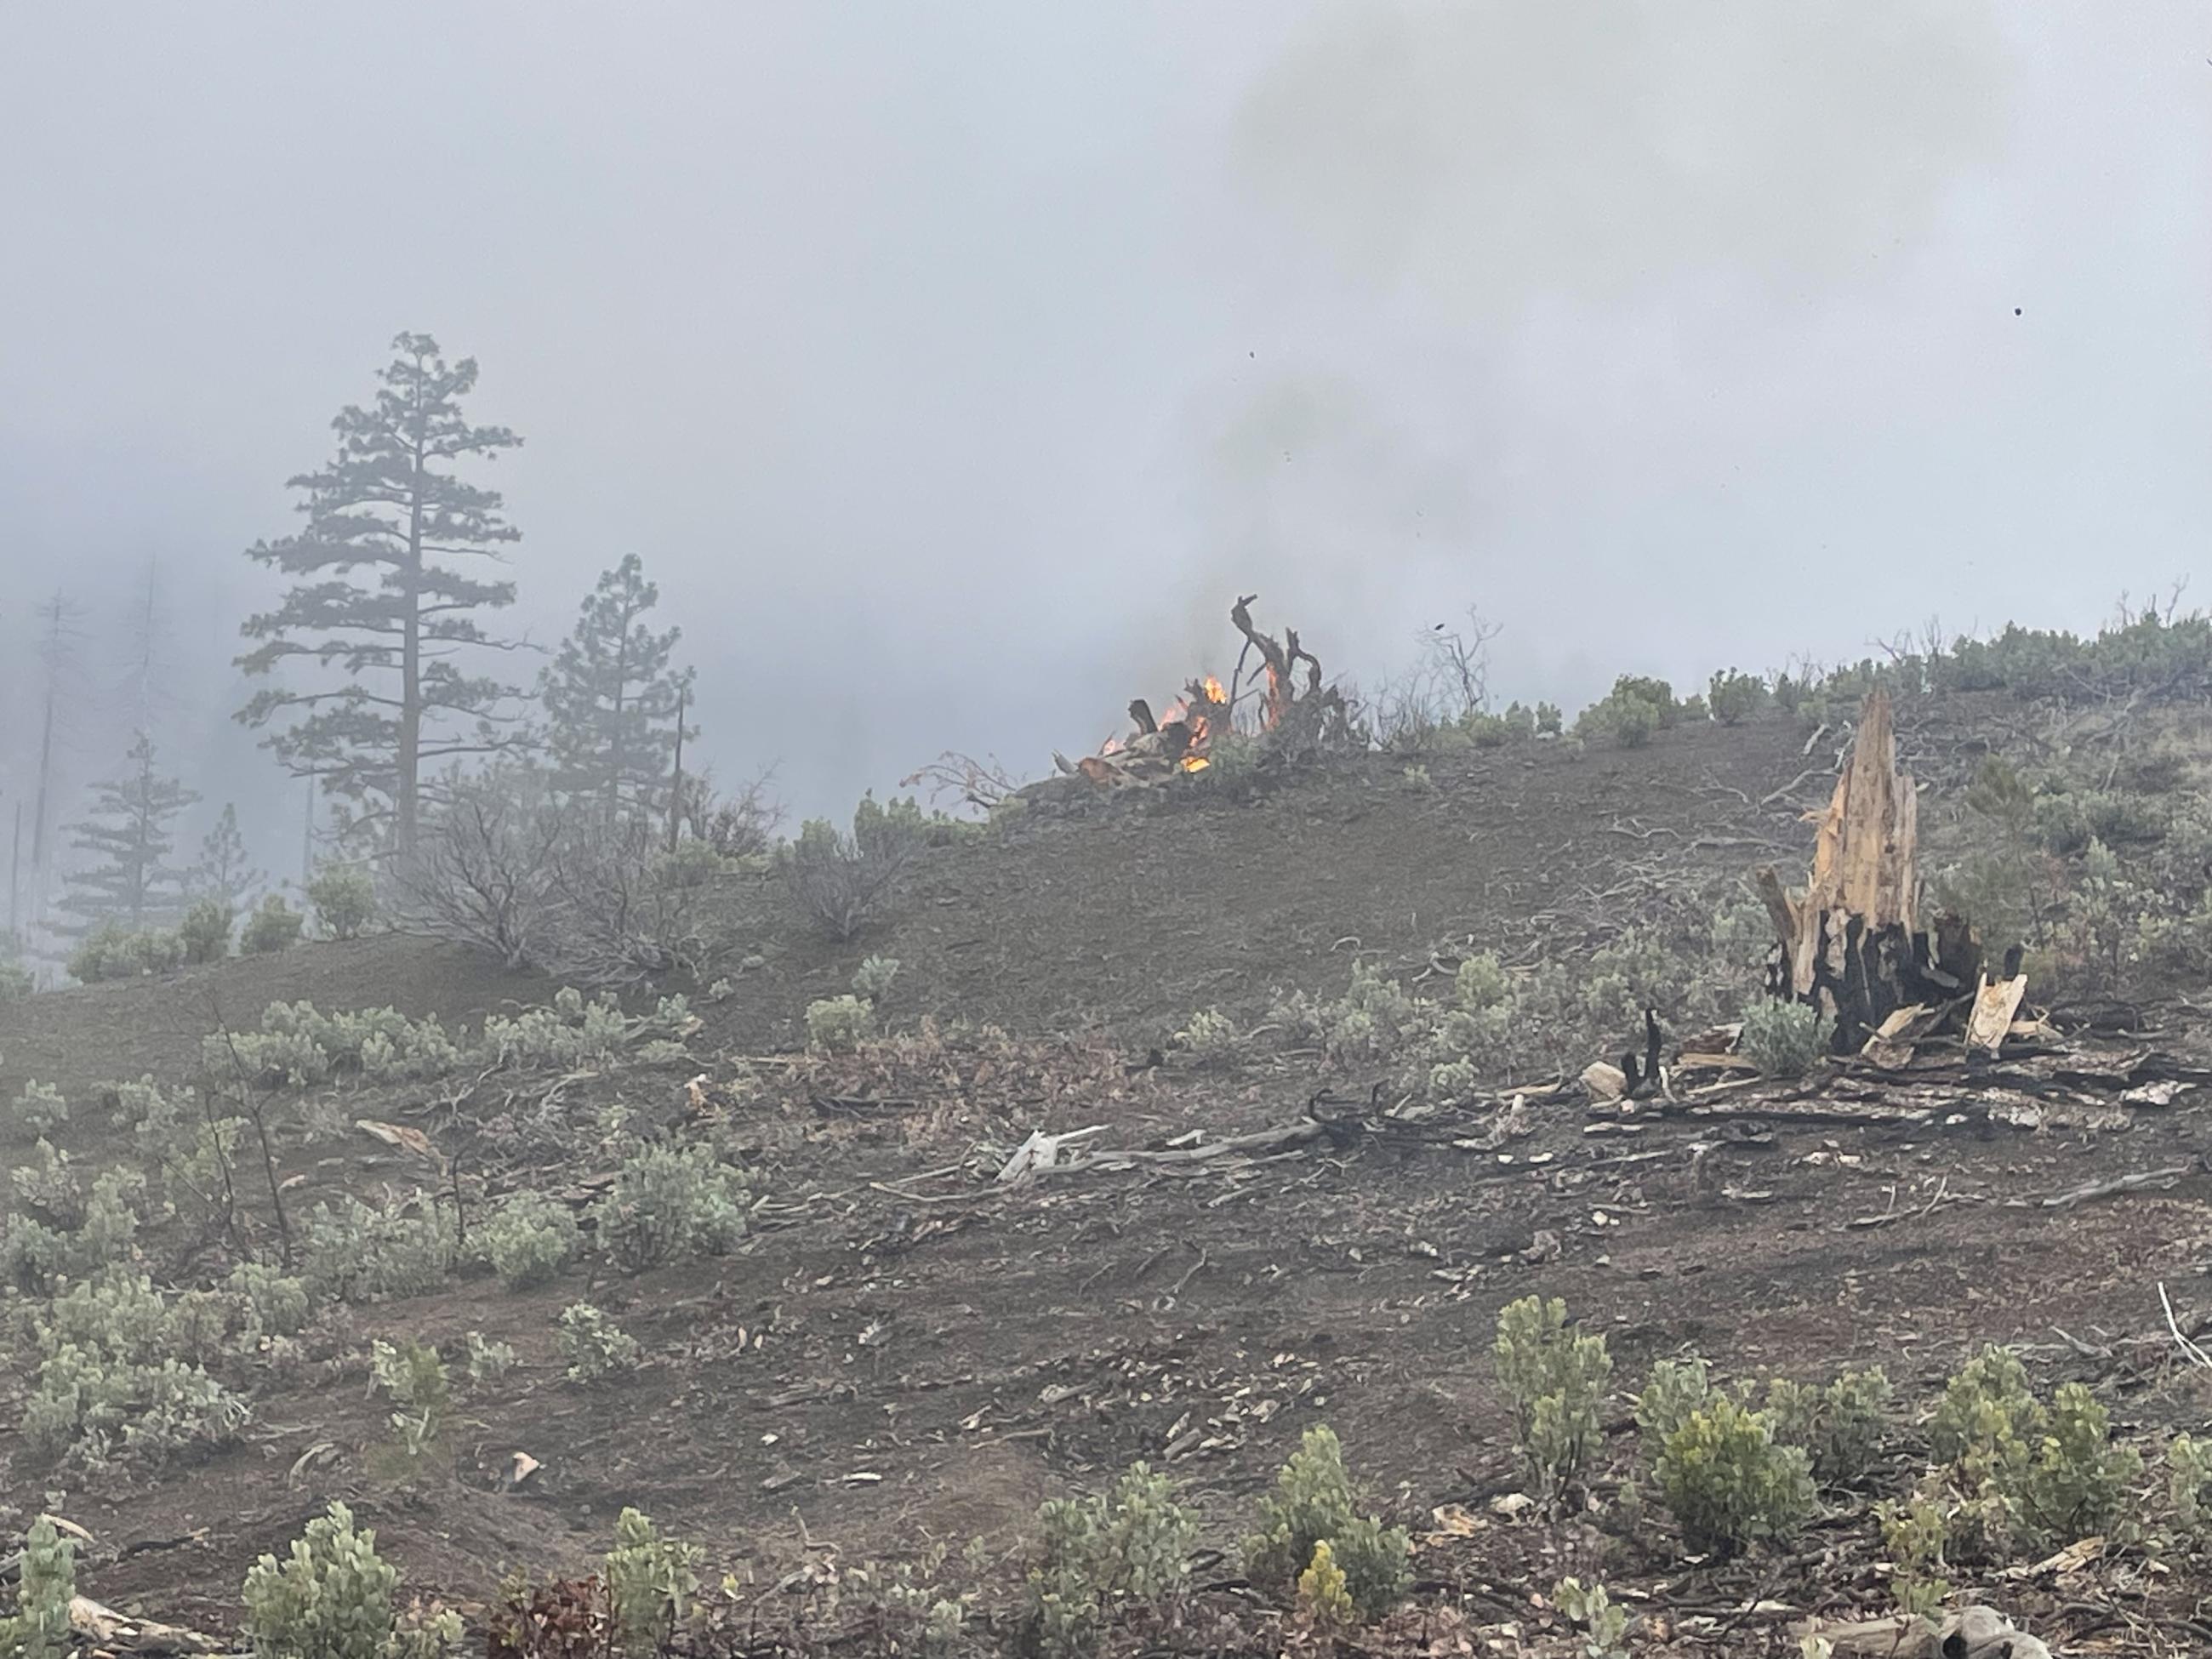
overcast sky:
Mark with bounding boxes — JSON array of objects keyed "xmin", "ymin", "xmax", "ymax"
[{"xmin": 3, "ymin": 3, "xmax": 2207, "ymax": 866}]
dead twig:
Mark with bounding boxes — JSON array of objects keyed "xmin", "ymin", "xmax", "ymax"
[{"xmin": 2039, "ymin": 1165, "xmax": 2191, "ymax": 1211}]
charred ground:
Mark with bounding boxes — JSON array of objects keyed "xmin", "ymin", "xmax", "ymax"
[{"xmin": 3, "ymin": 687, "xmax": 2209, "ymax": 1656}]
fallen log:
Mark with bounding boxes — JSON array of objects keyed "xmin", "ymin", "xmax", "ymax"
[{"xmin": 1800, "ymin": 1605, "xmax": 2050, "ymax": 1659}]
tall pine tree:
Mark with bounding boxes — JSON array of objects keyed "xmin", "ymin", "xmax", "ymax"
[
  {"xmin": 541, "ymin": 555, "xmax": 696, "ymax": 818},
  {"xmin": 237, "ymin": 333, "xmax": 526, "ymax": 857},
  {"xmin": 54, "ymin": 734, "xmax": 198, "ymax": 936},
  {"xmin": 186, "ymin": 804, "xmax": 265, "ymax": 909}
]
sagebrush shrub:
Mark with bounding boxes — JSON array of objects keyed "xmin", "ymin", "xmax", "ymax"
[
  {"xmin": 1739, "ymin": 999, "xmax": 1833, "ymax": 1077},
  {"xmin": 299, "ymin": 1197, "xmax": 453, "ymax": 1304},
  {"xmin": 605, "ymin": 1507, "xmax": 698, "ymax": 1659},
  {"xmin": 24, "ymin": 1271, "xmax": 249, "ymax": 1469},
  {"xmin": 805, "ymin": 994, "xmax": 874, "ymax": 1053},
  {"xmin": 1028, "ymin": 1463, "xmax": 1195, "ymax": 1658},
  {"xmin": 1270, "ymin": 961, "xmax": 1423, "ymax": 1063},
  {"xmin": 1243, "ymin": 1427, "xmax": 1409, "ymax": 1622},
  {"xmin": 1494, "ymin": 1296, "xmax": 1612, "ymax": 1497},
  {"xmin": 478, "ymin": 1191, "xmax": 581, "ymax": 1290},
  {"xmin": 228, "ymin": 1261, "xmax": 314, "ymax": 1343},
  {"xmin": 593, "ymin": 1142, "xmax": 752, "ymax": 1272},
  {"xmin": 1653, "ymin": 1395, "xmax": 1815, "ymax": 1556},
  {"xmin": 1707, "ymin": 668, "xmax": 1770, "ymax": 727},
  {"xmin": 465, "ymin": 1331, "xmax": 516, "ymax": 1384},
  {"xmin": 2021, "ymin": 1382, "xmax": 2140, "ymax": 1546},
  {"xmin": 558, "ymin": 1303, "xmax": 642, "ymax": 1381},
  {"xmin": 241, "ymin": 894, "xmax": 306, "ymax": 955}
]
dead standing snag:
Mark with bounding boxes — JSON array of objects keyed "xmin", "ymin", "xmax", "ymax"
[{"xmin": 1755, "ymin": 690, "xmax": 1984, "ymax": 1052}]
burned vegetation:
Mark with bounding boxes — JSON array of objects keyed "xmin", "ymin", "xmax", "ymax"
[{"xmin": 2, "ymin": 604, "xmax": 2212, "ymax": 1659}]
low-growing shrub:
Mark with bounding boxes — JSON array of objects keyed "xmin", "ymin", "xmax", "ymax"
[
  {"xmin": 1269, "ymin": 961, "xmax": 1424, "ymax": 1063},
  {"xmin": 1636, "ymin": 1355, "xmax": 1712, "ymax": 1462},
  {"xmin": 241, "ymin": 1502, "xmax": 459, "ymax": 1659},
  {"xmin": 1762, "ymin": 1367, "xmax": 1893, "ymax": 1484},
  {"xmin": 17, "ymin": 1080, "xmax": 67, "ymax": 1136},
  {"xmin": 0, "ymin": 960, "xmax": 32, "ymax": 1002},
  {"xmin": 784, "ymin": 799, "xmax": 923, "ymax": 941},
  {"xmin": 371, "ymin": 1337, "xmax": 452, "ymax": 1458},
  {"xmin": 1707, "ymin": 668, "xmax": 1770, "ymax": 727},
  {"xmin": 558, "ymin": 1303, "xmax": 642, "ymax": 1381},
  {"xmin": 465, "ymin": 1331, "xmax": 516, "ymax": 1384},
  {"xmin": 299, "ymin": 1197, "xmax": 453, "ymax": 1304},
  {"xmin": 805, "ymin": 994, "xmax": 874, "ymax": 1054},
  {"xmin": 2169, "ymin": 1433, "xmax": 2212, "ymax": 1542},
  {"xmin": 1739, "ymin": 999, "xmax": 1833, "ymax": 1077},
  {"xmin": 228, "ymin": 1261, "xmax": 314, "ymax": 1343},
  {"xmin": 180, "ymin": 898, "xmax": 235, "ymax": 965},
  {"xmin": 1652, "ymin": 1395, "xmax": 1816, "ymax": 1557},
  {"xmin": 1553, "ymin": 1576, "xmax": 1630, "ymax": 1659},
  {"xmin": 1494, "ymin": 1296, "xmax": 1613, "ymax": 1497},
  {"xmin": 23, "ymin": 1271, "xmax": 250, "ymax": 1470},
  {"xmin": 2021, "ymin": 1382, "xmax": 2141, "ymax": 1547},
  {"xmin": 1293, "ymin": 1541, "xmax": 1353, "ymax": 1630},
  {"xmin": 593, "ymin": 1142, "xmax": 752, "ymax": 1272},
  {"xmin": 1244, "ymin": 1427, "xmax": 1409, "ymax": 1622},
  {"xmin": 852, "ymin": 954, "xmax": 901, "ymax": 1004},
  {"xmin": 605, "ymin": 1508, "xmax": 698, "ymax": 1659},
  {"xmin": 1027, "ymin": 1463, "xmax": 1195, "ymax": 1658},
  {"xmin": 478, "ymin": 1191, "xmax": 582, "ymax": 1290},
  {"xmin": 308, "ymin": 863, "xmax": 379, "ymax": 940},
  {"xmin": 68, "ymin": 925, "xmax": 185, "ymax": 983},
  {"xmin": 1878, "ymin": 1494, "xmax": 1953, "ymax": 1616},
  {"xmin": 241, "ymin": 894, "xmax": 306, "ymax": 955},
  {"xmin": 2, "ymin": 1517, "xmax": 77, "ymax": 1659},
  {"xmin": 1173, "ymin": 1008, "xmax": 1240, "ymax": 1062}
]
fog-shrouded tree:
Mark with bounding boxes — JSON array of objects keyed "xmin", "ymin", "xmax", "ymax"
[
  {"xmin": 541, "ymin": 554, "xmax": 696, "ymax": 819},
  {"xmin": 187, "ymin": 803, "xmax": 266, "ymax": 910},
  {"xmin": 237, "ymin": 333, "xmax": 527, "ymax": 858},
  {"xmin": 54, "ymin": 733, "xmax": 198, "ymax": 936}
]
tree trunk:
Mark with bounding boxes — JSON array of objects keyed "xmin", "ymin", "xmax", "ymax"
[
  {"xmin": 397, "ymin": 454, "xmax": 425, "ymax": 859},
  {"xmin": 1756, "ymin": 689, "xmax": 1981, "ymax": 1052}
]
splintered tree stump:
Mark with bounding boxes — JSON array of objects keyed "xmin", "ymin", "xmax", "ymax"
[{"xmin": 1756, "ymin": 690, "xmax": 1981, "ymax": 1051}]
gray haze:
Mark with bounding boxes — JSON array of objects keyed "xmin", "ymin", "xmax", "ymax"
[{"xmin": 3, "ymin": 3, "xmax": 2208, "ymax": 881}]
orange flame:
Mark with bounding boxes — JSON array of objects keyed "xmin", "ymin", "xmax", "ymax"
[
  {"xmin": 1201, "ymin": 675, "xmax": 1228, "ymax": 704},
  {"xmin": 1181, "ymin": 755, "xmax": 1211, "ymax": 772}
]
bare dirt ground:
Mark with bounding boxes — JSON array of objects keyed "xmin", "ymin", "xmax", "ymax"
[{"xmin": 3, "ymin": 705, "xmax": 2209, "ymax": 1655}]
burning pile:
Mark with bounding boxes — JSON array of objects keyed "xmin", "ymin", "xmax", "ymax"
[{"xmin": 1056, "ymin": 596, "xmax": 1358, "ymax": 789}]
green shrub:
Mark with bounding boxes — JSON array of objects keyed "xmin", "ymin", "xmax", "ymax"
[
  {"xmin": 1929, "ymin": 1346, "xmax": 2042, "ymax": 1467},
  {"xmin": 1739, "ymin": 999, "xmax": 1833, "ymax": 1077},
  {"xmin": 0, "ymin": 961, "xmax": 32, "ymax": 1002},
  {"xmin": 1027, "ymin": 1463, "xmax": 1195, "ymax": 1658},
  {"xmin": 371, "ymin": 1337, "xmax": 451, "ymax": 1458},
  {"xmin": 228, "ymin": 1262, "xmax": 314, "ymax": 1343},
  {"xmin": 2169, "ymin": 1433, "xmax": 2212, "ymax": 1542},
  {"xmin": 23, "ymin": 1271, "xmax": 250, "ymax": 1470},
  {"xmin": 1173, "ymin": 1008, "xmax": 1241, "ymax": 1062},
  {"xmin": 241, "ymin": 895, "xmax": 306, "ymax": 955},
  {"xmin": 17, "ymin": 1080, "xmax": 67, "ymax": 1136},
  {"xmin": 1494, "ymin": 1296, "xmax": 1613, "ymax": 1497},
  {"xmin": 594, "ymin": 1142, "xmax": 752, "ymax": 1272},
  {"xmin": 784, "ymin": 803, "xmax": 920, "ymax": 941},
  {"xmin": 1763, "ymin": 1367, "xmax": 1892, "ymax": 1483},
  {"xmin": 1578, "ymin": 675, "xmax": 1678, "ymax": 748},
  {"xmin": 1653, "ymin": 1395, "xmax": 1815, "ymax": 1557},
  {"xmin": 2, "ymin": 1150, "xmax": 145, "ymax": 1293},
  {"xmin": 1535, "ymin": 701, "xmax": 1563, "ymax": 737},
  {"xmin": 1553, "ymin": 1576, "xmax": 1630, "ymax": 1659},
  {"xmin": 464, "ymin": 1331, "xmax": 516, "ymax": 1385},
  {"xmin": 299, "ymin": 1197, "xmax": 453, "ymax": 1304},
  {"xmin": 477, "ymin": 1191, "xmax": 581, "ymax": 1290},
  {"xmin": 1243, "ymin": 1427, "xmax": 1409, "ymax": 1622},
  {"xmin": 307, "ymin": 863, "xmax": 379, "ymax": 939},
  {"xmin": 1878, "ymin": 1494, "xmax": 1953, "ymax": 1616},
  {"xmin": 805, "ymin": 994, "xmax": 875, "ymax": 1053},
  {"xmin": 852, "ymin": 954, "xmax": 901, "ymax": 1004},
  {"xmin": 558, "ymin": 1303, "xmax": 641, "ymax": 1381},
  {"xmin": 180, "ymin": 898, "xmax": 235, "ymax": 965},
  {"xmin": 1635, "ymin": 1356, "xmax": 1711, "ymax": 1462},
  {"xmin": 1, "ymin": 1516, "xmax": 78, "ymax": 1659},
  {"xmin": 1269, "ymin": 961, "xmax": 1424, "ymax": 1063},
  {"xmin": 1707, "ymin": 669, "xmax": 1770, "ymax": 727},
  {"xmin": 605, "ymin": 1508, "xmax": 698, "ymax": 1659},
  {"xmin": 240, "ymin": 1502, "xmax": 457, "ymax": 1659},
  {"xmin": 2021, "ymin": 1382, "xmax": 2141, "ymax": 1546}
]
